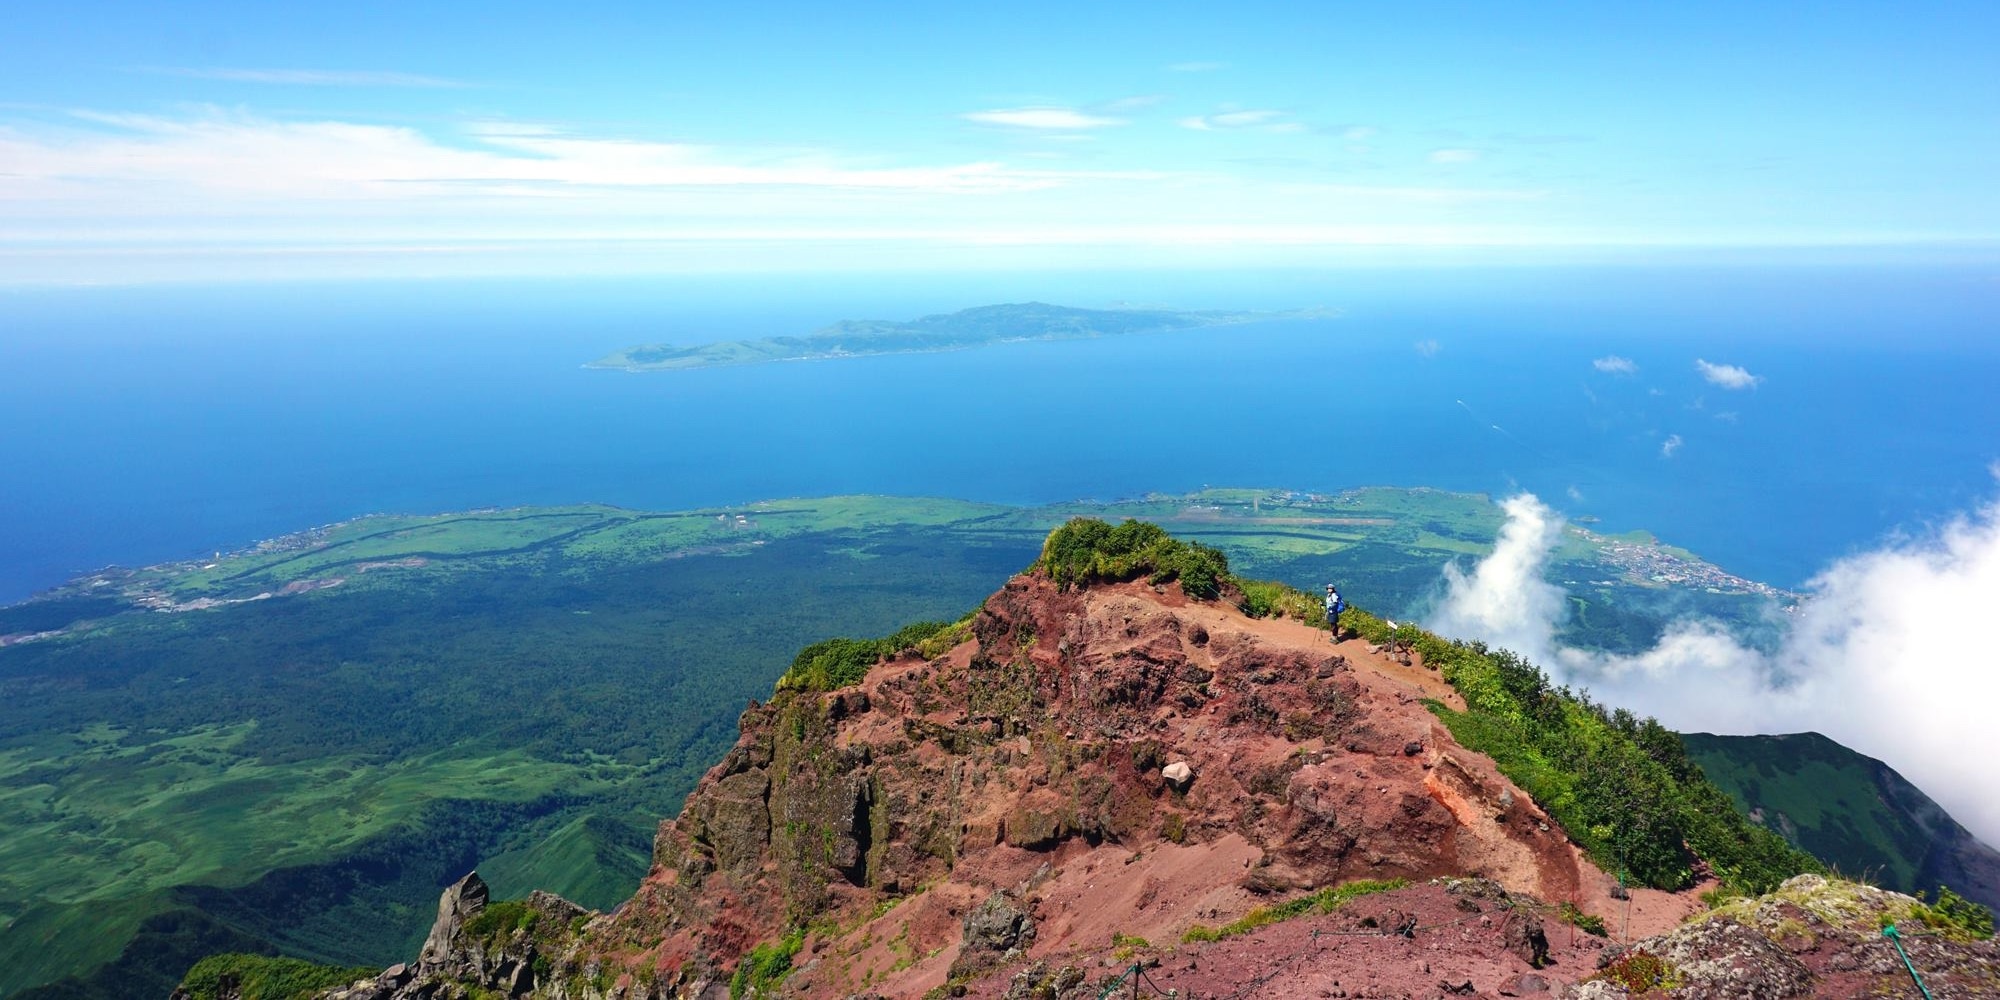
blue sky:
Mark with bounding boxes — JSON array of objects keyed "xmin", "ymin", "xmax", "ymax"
[{"xmin": 4, "ymin": 1, "xmax": 1999, "ymax": 281}]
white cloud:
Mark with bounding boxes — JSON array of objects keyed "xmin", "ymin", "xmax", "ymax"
[
  {"xmin": 1100, "ymin": 95, "xmax": 1167, "ymax": 113},
  {"xmin": 962, "ymin": 107, "xmax": 1124, "ymax": 130},
  {"xmin": 1696, "ymin": 358, "xmax": 1763, "ymax": 389},
  {"xmin": 1430, "ymin": 148, "xmax": 1481, "ymax": 164},
  {"xmin": 1661, "ymin": 433, "xmax": 1684, "ymax": 457},
  {"xmin": 1427, "ymin": 489, "xmax": 2000, "ymax": 848},
  {"xmin": 1593, "ymin": 355, "xmax": 1638, "ymax": 375},
  {"xmin": 1567, "ymin": 485, "xmax": 1586, "ymax": 502},
  {"xmin": 5, "ymin": 109, "xmax": 1075, "ymax": 200},
  {"xmin": 1414, "ymin": 338, "xmax": 1442, "ymax": 358},
  {"xmin": 1167, "ymin": 61, "xmax": 1227, "ymax": 72},
  {"xmin": 139, "ymin": 67, "xmax": 467, "ymax": 87},
  {"xmin": 1179, "ymin": 109, "xmax": 1297, "ymax": 133}
]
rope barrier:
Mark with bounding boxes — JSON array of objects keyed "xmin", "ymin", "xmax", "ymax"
[{"xmin": 1881, "ymin": 924, "xmax": 1936, "ymax": 1000}]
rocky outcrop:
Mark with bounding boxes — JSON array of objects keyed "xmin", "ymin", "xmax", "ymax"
[
  {"xmin": 1560, "ymin": 875, "xmax": 2000, "ymax": 998},
  {"xmin": 321, "ymin": 873, "xmax": 596, "ymax": 1000},
  {"xmin": 948, "ymin": 893, "xmax": 1036, "ymax": 979},
  {"xmin": 418, "ymin": 873, "xmax": 489, "ymax": 970}
]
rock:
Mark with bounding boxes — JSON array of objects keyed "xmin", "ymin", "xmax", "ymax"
[
  {"xmin": 952, "ymin": 892, "xmax": 1039, "ymax": 981},
  {"xmin": 1501, "ymin": 909, "xmax": 1550, "ymax": 969},
  {"xmin": 1608, "ymin": 882, "xmax": 1629, "ymax": 901},
  {"xmin": 1499, "ymin": 972, "xmax": 1550, "ymax": 995},
  {"xmin": 525, "ymin": 889, "xmax": 589, "ymax": 928},
  {"xmin": 418, "ymin": 871, "xmax": 488, "ymax": 968},
  {"xmin": 1162, "ymin": 761, "xmax": 1195, "ymax": 791},
  {"xmin": 1403, "ymin": 741, "xmax": 1424, "ymax": 756},
  {"xmin": 962, "ymin": 891, "xmax": 1036, "ymax": 955}
]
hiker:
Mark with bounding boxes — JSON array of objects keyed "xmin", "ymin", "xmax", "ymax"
[{"xmin": 1324, "ymin": 584, "xmax": 1345, "ymax": 640}]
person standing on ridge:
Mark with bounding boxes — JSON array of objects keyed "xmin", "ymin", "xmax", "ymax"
[{"xmin": 1325, "ymin": 584, "xmax": 1345, "ymax": 641}]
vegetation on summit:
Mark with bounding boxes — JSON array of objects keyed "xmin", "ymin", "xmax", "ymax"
[{"xmin": 1036, "ymin": 516, "xmax": 1232, "ymax": 599}]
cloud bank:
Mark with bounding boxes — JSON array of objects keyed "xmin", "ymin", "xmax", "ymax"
[
  {"xmin": 1426, "ymin": 489, "xmax": 2000, "ymax": 848},
  {"xmin": 1696, "ymin": 358, "xmax": 1763, "ymax": 389}
]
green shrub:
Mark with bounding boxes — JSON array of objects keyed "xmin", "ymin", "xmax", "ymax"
[
  {"xmin": 1588, "ymin": 950, "xmax": 1679, "ymax": 994},
  {"xmin": 729, "ymin": 928, "xmax": 805, "ymax": 999},
  {"xmin": 1558, "ymin": 901, "xmax": 1608, "ymax": 936},
  {"xmin": 178, "ymin": 955, "xmax": 376, "ymax": 1000},
  {"xmin": 1234, "ymin": 579, "xmax": 1325, "ymax": 624},
  {"xmin": 1036, "ymin": 518, "xmax": 1230, "ymax": 599},
  {"xmin": 464, "ymin": 900, "xmax": 538, "ymax": 942},
  {"xmin": 1109, "ymin": 932, "xmax": 1151, "ymax": 959},
  {"xmin": 1914, "ymin": 885, "xmax": 1996, "ymax": 940},
  {"xmin": 1181, "ymin": 878, "xmax": 1406, "ymax": 942},
  {"xmin": 777, "ymin": 619, "xmax": 957, "ymax": 691}
]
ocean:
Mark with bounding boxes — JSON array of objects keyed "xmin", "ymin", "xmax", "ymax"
[{"xmin": 3, "ymin": 265, "xmax": 1997, "ymax": 603}]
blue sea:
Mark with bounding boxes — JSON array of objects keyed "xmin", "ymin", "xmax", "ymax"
[{"xmin": 3, "ymin": 265, "xmax": 1997, "ymax": 603}]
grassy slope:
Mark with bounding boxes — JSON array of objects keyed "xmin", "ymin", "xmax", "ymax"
[
  {"xmin": 1684, "ymin": 733, "xmax": 2000, "ymax": 909},
  {"xmin": 0, "ymin": 487, "xmax": 1794, "ymax": 998},
  {"xmin": 1, "ymin": 510, "xmax": 1022, "ymax": 999}
]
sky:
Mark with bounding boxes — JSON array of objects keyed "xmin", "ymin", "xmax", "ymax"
[{"xmin": 4, "ymin": 1, "xmax": 2000, "ymax": 282}]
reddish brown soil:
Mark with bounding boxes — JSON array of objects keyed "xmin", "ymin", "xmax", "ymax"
[{"xmin": 963, "ymin": 880, "xmax": 1613, "ymax": 1000}]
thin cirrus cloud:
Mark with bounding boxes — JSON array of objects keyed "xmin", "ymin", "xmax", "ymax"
[
  {"xmin": 1429, "ymin": 148, "xmax": 1481, "ymax": 164},
  {"xmin": 3, "ymin": 109, "xmax": 1087, "ymax": 203},
  {"xmin": 961, "ymin": 107, "xmax": 1124, "ymax": 130},
  {"xmin": 1695, "ymin": 358, "xmax": 1763, "ymax": 389},
  {"xmin": 1179, "ymin": 109, "xmax": 1298, "ymax": 132},
  {"xmin": 138, "ymin": 67, "xmax": 467, "ymax": 88},
  {"xmin": 1592, "ymin": 355, "xmax": 1638, "ymax": 374}
]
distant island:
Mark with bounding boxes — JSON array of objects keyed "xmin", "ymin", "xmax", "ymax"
[{"xmin": 586, "ymin": 301, "xmax": 1333, "ymax": 371}]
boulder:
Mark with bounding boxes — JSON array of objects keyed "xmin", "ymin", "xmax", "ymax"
[
  {"xmin": 963, "ymin": 892, "xmax": 1036, "ymax": 954},
  {"xmin": 1499, "ymin": 972, "xmax": 1551, "ymax": 995},
  {"xmin": 1501, "ymin": 909, "xmax": 1551, "ymax": 968},
  {"xmin": 1161, "ymin": 761, "xmax": 1195, "ymax": 791},
  {"xmin": 951, "ymin": 892, "xmax": 1039, "ymax": 981}
]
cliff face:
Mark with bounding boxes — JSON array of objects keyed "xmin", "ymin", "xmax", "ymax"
[{"xmin": 316, "ymin": 571, "xmax": 1684, "ymax": 1000}]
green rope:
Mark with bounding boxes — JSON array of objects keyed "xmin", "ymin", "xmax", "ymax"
[
  {"xmin": 1882, "ymin": 924, "xmax": 1935, "ymax": 1000},
  {"xmin": 1097, "ymin": 963, "xmax": 1143, "ymax": 1000}
]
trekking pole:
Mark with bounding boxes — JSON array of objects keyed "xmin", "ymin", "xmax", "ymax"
[{"xmin": 1881, "ymin": 924, "xmax": 1936, "ymax": 1000}]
